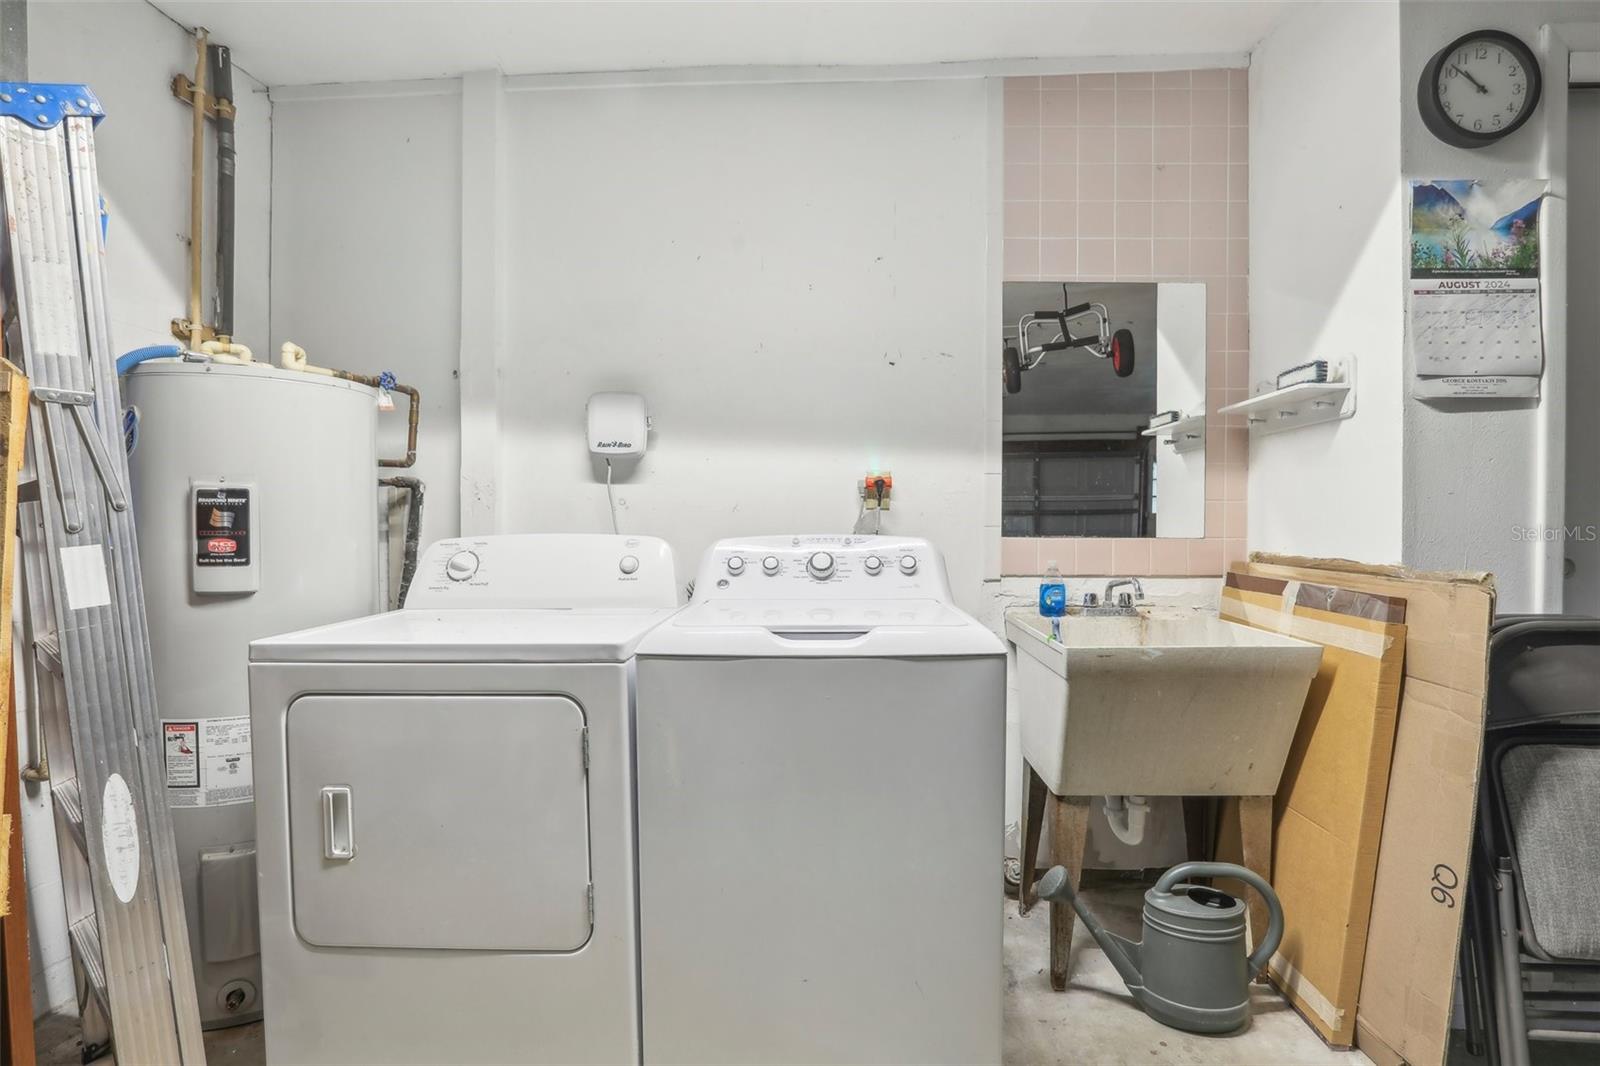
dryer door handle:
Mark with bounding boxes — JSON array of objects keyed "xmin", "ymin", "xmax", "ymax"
[{"xmin": 321, "ymin": 786, "xmax": 356, "ymax": 860}]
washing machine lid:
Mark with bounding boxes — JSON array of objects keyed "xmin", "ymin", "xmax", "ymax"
[
  {"xmin": 250, "ymin": 606, "xmax": 681, "ymax": 663},
  {"xmin": 635, "ymin": 599, "xmax": 1004, "ymax": 658}
]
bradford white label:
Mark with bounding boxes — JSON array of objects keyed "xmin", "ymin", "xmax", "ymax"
[{"xmin": 195, "ymin": 487, "xmax": 251, "ymax": 567}]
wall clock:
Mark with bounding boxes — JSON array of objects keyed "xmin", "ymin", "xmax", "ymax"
[{"xmin": 1418, "ymin": 29, "xmax": 1542, "ymax": 148}]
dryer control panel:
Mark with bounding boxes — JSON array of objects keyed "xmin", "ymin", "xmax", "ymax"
[
  {"xmin": 693, "ymin": 535, "xmax": 953, "ymax": 602},
  {"xmin": 407, "ymin": 534, "xmax": 678, "ymax": 610}
]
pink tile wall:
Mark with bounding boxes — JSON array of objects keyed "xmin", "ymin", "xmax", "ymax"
[{"xmin": 1001, "ymin": 69, "xmax": 1249, "ymax": 577}]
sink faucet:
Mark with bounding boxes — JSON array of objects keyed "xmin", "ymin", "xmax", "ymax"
[{"xmin": 1104, "ymin": 578, "xmax": 1145, "ymax": 607}]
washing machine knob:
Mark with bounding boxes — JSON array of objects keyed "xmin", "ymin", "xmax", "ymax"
[
  {"xmin": 807, "ymin": 551, "xmax": 836, "ymax": 579},
  {"xmin": 762, "ymin": 555, "xmax": 781, "ymax": 575},
  {"xmin": 863, "ymin": 555, "xmax": 884, "ymax": 575},
  {"xmin": 898, "ymin": 554, "xmax": 918, "ymax": 575},
  {"xmin": 445, "ymin": 550, "xmax": 479, "ymax": 581},
  {"xmin": 619, "ymin": 555, "xmax": 640, "ymax": 575},
  {"xmin": 726, "ymin": 556, "xmax": 746, "ymax": 575}
]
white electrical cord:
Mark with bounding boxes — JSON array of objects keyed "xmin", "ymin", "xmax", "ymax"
[{"xmin": 605, "ymin": 458, "xmax": 619, "ymax": 534}]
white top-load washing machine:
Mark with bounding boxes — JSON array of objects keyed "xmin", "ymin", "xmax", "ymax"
[
  {"xmin": 633, "ymin": 535, "xmax": 1006, "ymax": 1065},
  {"xmin": 248, "ymin": 534, "xmax": 679, "ymax": 1065}
]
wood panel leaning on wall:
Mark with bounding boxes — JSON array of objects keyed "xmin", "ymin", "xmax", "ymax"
[{"xmin": 0, "ymin": 357, "xmax": 34, "ymax": 1065}]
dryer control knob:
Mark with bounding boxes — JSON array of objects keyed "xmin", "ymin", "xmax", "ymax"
[
  {"xmin": 863, "ymin": 555, "xmax": 884, "ymax": 575},
  {"xmin": 807, "ymin": 551, "xmax": 836, "ymax": 579},
  {"xmin": 898, "ymin": 554, "xmax": 918, "ymax": 575},
  {"xmin": 762, "ymin": 555, "xmax": 781, "ymax": 575},
  {"xmin": 726, "ymin": 556, "xmax": 746, "ymax": 575},
  {"xmin": 445, "ymin": 550, "xmax": 479, "ymax": 581}
]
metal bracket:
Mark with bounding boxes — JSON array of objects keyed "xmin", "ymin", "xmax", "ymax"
[
  {"xmin": 170, "ymin": 317, "xmax": 219, "ymax": 344},
  {"xmin": 33, "ymin": 386, "xmax": 130, "ymax": 522},
  {"xmin": 170, "ymin": 74, "xmax": 234, "ymax": 121},
  {"xmin": 31, "ymin": 386, "xmax": 92, "ymax": 406},
  {"xmin": 0, "ymin": 82, "xmax": 104, "ymax": 128}
]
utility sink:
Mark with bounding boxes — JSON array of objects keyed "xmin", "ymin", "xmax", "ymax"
[{"xmin": 1006, "ymin": 607, "xmax": 1322, "ymax": 796}]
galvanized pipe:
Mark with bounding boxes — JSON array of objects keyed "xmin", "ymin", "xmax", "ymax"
[
  {"xmin": 187, "ymin": 29, "xmax": 207, "ymax": 349},
  {"xmin": 209, "ymin": 43, "xmax": 235, "ymax": 339}
]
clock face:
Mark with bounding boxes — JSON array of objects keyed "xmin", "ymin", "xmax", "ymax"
[
  {"xmin": 1419, "ymin": 30, "xmax": 1542, "ymax": 147},
  {"xmin": 1436, "ymin": 36, "xmax": 1532, "ymax": 136}
]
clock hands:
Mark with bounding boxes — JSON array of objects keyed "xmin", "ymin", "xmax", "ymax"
[{"xmin": 1451, "ymin": 64, "xmax": 1490, "ymax": 94}]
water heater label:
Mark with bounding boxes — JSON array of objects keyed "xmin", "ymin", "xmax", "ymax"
[
  {"xmin": 163, "ymin": 722, "xmax": 199, "ymax": 788},
  {"xmin": 163, "ymin": 716, "xmax": 253, "ymax": 808},
  {"xmin": 195, "ymin": 487, "xmax": 251, "ymax": 567}
]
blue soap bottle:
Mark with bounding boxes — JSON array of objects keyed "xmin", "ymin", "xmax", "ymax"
[{"xmin": 1039, "ymin": 563, "xmax": 1066, "ymax": 641}]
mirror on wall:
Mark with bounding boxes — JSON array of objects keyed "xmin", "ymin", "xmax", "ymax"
[{"xmin": 1000, "ymin": 281, "xmax": 1206, "ymax": 539}]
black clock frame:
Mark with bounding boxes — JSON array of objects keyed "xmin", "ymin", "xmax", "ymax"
[{"xmin": 1418, "ymin": 28, "xmax": 1542, "ymax": 149}]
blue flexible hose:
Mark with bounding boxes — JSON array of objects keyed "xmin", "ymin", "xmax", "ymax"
[{"xmin": 116, "ymin": 344, "xmax": 184, "ymax": 376}]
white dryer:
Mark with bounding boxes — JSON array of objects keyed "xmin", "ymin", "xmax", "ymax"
[
  {"xmin": 633, "ymin": 535, "xmax": 1006, "ymax": 1065},
  {"xmin": 248, "ymin": 534, "xmax": 679, "ymax": 1065}
]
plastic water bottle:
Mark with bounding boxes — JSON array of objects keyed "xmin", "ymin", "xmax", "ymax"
[{"xmin": 1039, "ymin": 563, "xmax": 1066, "ymax": 641}]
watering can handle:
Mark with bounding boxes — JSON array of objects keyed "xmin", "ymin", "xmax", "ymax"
[{"xmin": 1154, "ymin": 862, "xmax": 1284, "ymax": 978}]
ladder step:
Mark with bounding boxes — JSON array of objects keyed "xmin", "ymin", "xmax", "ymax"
[
  {"xmin": 34, "ymin": 630, "xmax": 62, "ymax": 676},
  {"xmin": 50, "ymin": 778, "xmax": 87, "ymax": 858},
  {"xmin": 17, "ymin": 474, "xmax": 39, "ymax": 502},
  {"xmin": 67, "ymin": 914, "xmax": 112, "ymax": 1021}
]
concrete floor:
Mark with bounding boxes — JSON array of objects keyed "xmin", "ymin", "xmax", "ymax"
[
  {"xmin": 29, "ymin": 879, "xmax": 1566, "ymax": 1065},
  {"xmin": 1005, "ymin": 878, "xmax": 1368, "ymax": 1066}
]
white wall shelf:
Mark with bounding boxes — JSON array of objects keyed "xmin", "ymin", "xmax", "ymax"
[
  {"xmin": 1219, "ymin": 358, "xmax": 1356, "ymax": 437},
  {"xmin": 1141, "ymin": 410, "xmax": 1206, "ymax": 454}
]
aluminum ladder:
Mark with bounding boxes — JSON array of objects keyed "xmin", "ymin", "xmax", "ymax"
[{"xmin": 1, "ymin": 84, "xmax": 205, "ymax": 1064}]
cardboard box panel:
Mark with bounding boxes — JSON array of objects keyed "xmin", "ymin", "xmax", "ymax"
[
  {"xmin": 1220, "ymin": 576, "xmax": 1407, "ymax": 1045},
  {"xmin": 1246, "ymin": 555, "xmax": 1493, "ymax": 1066}
]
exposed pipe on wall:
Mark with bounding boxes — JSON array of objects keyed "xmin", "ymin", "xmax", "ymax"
[
  {"xmin": 379, "ymin": 476, "xmax": 425, "ymax": 606},
  {"xmin": 186, "ymin": 28, "xmax": 207, "ymax": 350},
  {"xmin": 278, "ymin": 343, "xmax": 420, "ymax": 468},
  {"xmin": 209, "ymin": 43, "xmax": 235, "ymax": 339}
]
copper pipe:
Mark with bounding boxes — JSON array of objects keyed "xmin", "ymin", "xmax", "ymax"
[
  {"xmin": 187, "ymin": 28, "xmax": 208, "ymax": 349},
  {"xmin": 325, "ymin": 370, "xmax": 420, "ymax": 468}
]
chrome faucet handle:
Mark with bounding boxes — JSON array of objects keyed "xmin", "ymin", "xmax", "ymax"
[
  {"xmin": 1081, "ymin": 591, "xmax": 1100, "ymax": 607},
  {"xmin": 1116, "ymin": 592, "xmax": 1134, "ymax": 608}
]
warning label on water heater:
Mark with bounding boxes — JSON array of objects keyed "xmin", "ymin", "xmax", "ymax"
[
  {"xmin": 195, "ymin": 487, "xmax": 251, "ymax": 567},
  {"xmin": 163, "ymin": 716, "xmax": 253, "ymax": 808}
]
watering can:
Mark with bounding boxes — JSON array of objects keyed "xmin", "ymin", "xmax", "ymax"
[{"xmin": 1037, "ymin": 861, "xmax": 1284, "ymax": 1034}]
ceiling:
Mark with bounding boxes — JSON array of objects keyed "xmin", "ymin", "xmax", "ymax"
[{"xmin": 149, "ymin": 0, "xmax": 1291, "ymax": 87}]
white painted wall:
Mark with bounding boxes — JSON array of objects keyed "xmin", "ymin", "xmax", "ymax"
[
  {"xmin": 1566, "ymin": 89, "xmax": 1600, "ymax": 615},
  {"xmin": 21, "ymin": 0, "xmax": 273, "ymax": 1016},
  {"xmin": 266, "ymin": 72, "xmax": 1230, "ymax": 874},
  {"xmin": 1399, "ymin": 1, "xmax": 1600, "ymax": 612},
  {"xmin": 1247, "ymin": 0, "xmax": 1405, "ymax": 564},
  {"xmin": 494, "ymin": 77, "xmax": 992, "ymax": 607},
  {"xmin": 268, "ymin": 87, "xmax": 463, "ymax": 555}
]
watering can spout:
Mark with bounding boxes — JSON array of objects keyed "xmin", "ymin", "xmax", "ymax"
[{"xmin": 1036, "ymin": 866, "xmax": 1146, "ymax": 993}]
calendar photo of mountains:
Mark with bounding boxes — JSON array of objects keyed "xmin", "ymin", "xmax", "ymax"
[{"xmin": 1410, "ymin": 178, "xmax": 1544, "ymax": 278}]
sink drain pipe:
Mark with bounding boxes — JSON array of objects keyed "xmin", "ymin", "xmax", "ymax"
[{"xmin": 1103, "ymin": 794, "xmax": 1151, "ymax": 846}]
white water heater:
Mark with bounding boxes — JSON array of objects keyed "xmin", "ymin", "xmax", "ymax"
[{"xmin": 125, "ymin": 358, "xmax": 385, "ymax": 1026}]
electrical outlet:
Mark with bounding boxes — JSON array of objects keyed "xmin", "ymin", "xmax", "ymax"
[{"xmin": 859, "ymin": 472, "xmax": 893, "ymax": 510}]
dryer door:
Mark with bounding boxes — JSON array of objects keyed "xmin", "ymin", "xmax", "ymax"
[{"xmin": 286, "ymin": 693, "xmax": 592, "ymax": 950}]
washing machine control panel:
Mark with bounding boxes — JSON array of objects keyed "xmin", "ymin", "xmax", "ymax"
[
  {"xmin": 696, "ymin": 535, "xmax": 951, "ymax": 602},
  {"xmin": 407, "ymin": 534, "xmax": 679, "ymax": 609}
]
